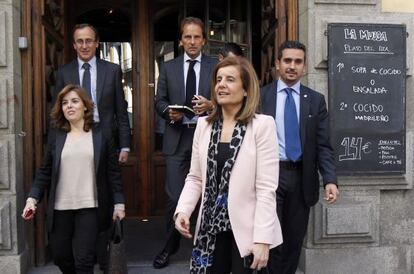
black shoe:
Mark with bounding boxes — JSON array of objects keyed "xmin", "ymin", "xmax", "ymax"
[{"xmin": 153, "ymin": 249, "xmax": 170, "ymax": 269}]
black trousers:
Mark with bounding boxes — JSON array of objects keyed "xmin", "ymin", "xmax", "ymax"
[
  {"xmin": 96, "ymin": 229, "xmax": 110, "ymax": 271},
  {"xmin": 268, "ymin": 166, "xmax": 310, "ymax": 274},
  {"xmin": 163, "ymin": 128, "xmax": 194, "ymax": 253},
  {"xmin": 207, "ymin": 231, "xmax": 268, "ymax": 274},
  {"xmin": 49, "ymin": 208, "xmax": 98, "ymax": 274}
]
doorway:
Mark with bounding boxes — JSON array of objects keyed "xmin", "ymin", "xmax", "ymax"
[
  {"xmin": 22, "ymin": 0, "xmax": 152, "ymax": 264},
  {"xmin": 22, "ymin": 0, "xmax": 297, "ymax": 266},
  {"xmin": 71, "ymin": 2, "xmax": 144, "ymax": 218},
  {"xmin": 67, "ymin": 0, "xmax": 158, "ymax": 218}
]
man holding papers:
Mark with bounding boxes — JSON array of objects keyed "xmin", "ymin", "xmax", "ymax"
[
  {"xmin": 154, "ymin": 16, "xmax": 217, "ymax": 268},
  {"xmin": 167, "ymin": 105, "xmax": 196, "ymax": 118}
]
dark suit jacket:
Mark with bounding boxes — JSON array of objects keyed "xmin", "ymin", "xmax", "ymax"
[
  {"xmin": 154, "ymin": 54, "xmax": 218, "ymax": 155},
  {"xmin": 55, "ymin": 59, "xmax": 131, "ymax": 149},
  {"xmin": 28, "ymin": 125, "xmax": 125, "ymax": 232},
  {"xmin": 261, "ymin": 80, "xmax": 337, "ymax": 206}
]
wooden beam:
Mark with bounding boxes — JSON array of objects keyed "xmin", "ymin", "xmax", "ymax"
[
  {"xmin": 275, "ymin": 0, "xmax": 287, "ymax": 48},
  {"xmin": 287, "ymin": 0, "xmax": 298, "ymax": 40},
  {"xmin": 22, "ymin": 0, "xmax": 33, "ymax": 198},
  {"xmin": 21, "ymin": 0, "xmax": 36, "ymax": 265},
  {"xmin": 134, "ymin": 0, "xmax": 152, "ymax": 217},
  {"xmin": 31, "ymin": 0, "xmax": 48, "ymax": 266}
]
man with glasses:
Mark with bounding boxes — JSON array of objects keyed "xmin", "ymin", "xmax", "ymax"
[
  {"xmin": 55, "ymin": 23, "xmax": 130, "ymax": 163},
  {"xmin": 54, "ymin": 23, "xmax": 130, "ymax": 273}
]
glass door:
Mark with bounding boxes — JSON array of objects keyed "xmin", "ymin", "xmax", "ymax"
[{"xmin": 100, "ymin": 42, "xmax": 134, "ymax": 137}]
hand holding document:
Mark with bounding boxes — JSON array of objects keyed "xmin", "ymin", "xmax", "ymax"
[{"xmin": 168, "ymin": 105, "xmax": 196, "ymax": 117}]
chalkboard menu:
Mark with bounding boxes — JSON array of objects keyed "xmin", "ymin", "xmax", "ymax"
[{"xmin": 328, "ymin": 23, "xmax": 406, "ymax": 175}]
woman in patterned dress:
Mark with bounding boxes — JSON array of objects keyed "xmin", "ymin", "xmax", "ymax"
[{"xmin": 174, "ymin": 57, "xmax": 282, "ymax": 273}]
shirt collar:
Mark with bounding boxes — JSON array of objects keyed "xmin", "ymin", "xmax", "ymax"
[
  {"xmin": 78, "ymin": 56, "xmax": 97, "ymax": 70},
  {"xmin": 184, "ymin": 52, "xmax": 202, "ymax": 63},
  {"xmin": 277, "ymin": 79, "xmax": 301, "ymax": 95}
]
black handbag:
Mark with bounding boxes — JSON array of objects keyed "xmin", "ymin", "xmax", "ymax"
[{"xmin": 108, "ymin": 218, "xmax": 128, "ymax": 274}]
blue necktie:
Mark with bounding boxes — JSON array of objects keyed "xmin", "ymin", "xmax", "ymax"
[
  {"xmin": 284, "ymin": 88, "xmax": 302, "ymax": 161},
  {"xmin": 82, "ymin": 62, "xmax": 92, "ymax": 99}
]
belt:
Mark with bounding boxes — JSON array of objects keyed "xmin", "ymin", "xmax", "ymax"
[
  {"xmin": 183, "ymin": 123, "xmax": 197, "ymax": 129},
  {"xmin": 280, "ymin": 161, "xmax": 302, "ymax": 170}
]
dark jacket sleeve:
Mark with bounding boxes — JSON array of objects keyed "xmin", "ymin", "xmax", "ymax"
[
  {"xmin": 154, "ymin": 62, "xmax": 171, "ymax": 121},
  {"xmin": 106, "ymin": 136, "xmax": 125, "ymax": 204},
  {"xmin": 316, "ymin": 95, "xmax": 337, "ymax": 186},
  {"xmin": 113, "ymin": 65, "xmax": 131, "ymax": 149},
  {"xmin": 28, "ymin": 130, "xmax": 55, "ymax": 202}
]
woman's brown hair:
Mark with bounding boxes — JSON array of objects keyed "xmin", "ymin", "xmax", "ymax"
[
  {"xmin": 207, "ymin": 57, "xmax": 260, "ymax": 124},
  {"xmin": 50, "ymin": 84, "xmax": 94, "ymax": 132}
]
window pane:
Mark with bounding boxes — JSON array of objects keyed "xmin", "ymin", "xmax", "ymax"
[
  {"xmin": 209, "ymin": 0, "xmax": 227, "ymax": 41},
  {"xmin": 185, "ymin": 0, "xmax": 205, "ymax": 19},
  {"xmin": 230, "ymin": 0, "xmax": 247, "ymax": 44},
  {"xmin": 100, "ymin": 42, "xmax": 133, "ymax": 131},
  {"xmin": 209, "ymin": 41, "xmax": 225, "ymax": 58}
]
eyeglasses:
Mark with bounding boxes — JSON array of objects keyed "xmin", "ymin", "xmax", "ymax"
[{"xmin": 75, "ymin": 39, "xmax": 96, "ymax": 46}]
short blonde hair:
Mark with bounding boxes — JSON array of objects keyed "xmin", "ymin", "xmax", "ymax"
[{"xmin": 207, "ymin": 57, "xmax": 260, "ymax": 124}]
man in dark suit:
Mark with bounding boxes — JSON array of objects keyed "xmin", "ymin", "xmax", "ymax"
[
  {"xmin": 261, "ymin": 40, "xmax": 339, "ymax": 274},
  {"xmin": 54, "ymin": 24, "xmax": 130, "ymax": 272},
  {"xmin": 55, "ymin": 23, "xmax": 130, "ymax": 163},
  {"xmin": 154, "ymin": 17, "xmax": 218, "ymax": 269}
]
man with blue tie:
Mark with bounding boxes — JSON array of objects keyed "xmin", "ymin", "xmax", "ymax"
[
  {"xmin": 261, "ymin": 40, "xmax": 339, "ymax": 274},
  {"xmin": 55, "ymin": 24, "xmax": 130, "ymax": 164},
  {"xmin": 154, "ymin": 17, "xmax": 218, "ymax": 268}
]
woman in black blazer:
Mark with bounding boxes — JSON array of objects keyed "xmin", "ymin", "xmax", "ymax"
[{"xmin": 22, "ymin": 84, "xmax": 125, "ymax": 274}]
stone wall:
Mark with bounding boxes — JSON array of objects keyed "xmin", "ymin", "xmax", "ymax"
[
  {"xmin": 0, "ymin": 0, "xmax": 28, "ymax": 273},
  {"xmin": 299, "ymin": 0, "xmax": 414, "ymax": 273}
]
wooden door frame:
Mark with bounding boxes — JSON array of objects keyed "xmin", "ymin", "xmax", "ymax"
[
  {"xmin": 133, "ymin": 0, "xmax": 153, "ymax": 217},
  {"xmin": 275, "ymin": 0, "xmax": 298, "ymax": 55},
  {"xmin": 264, "ymin": 0, "xmax": 297, "ymax": 84},
  {"xmin": 22, "ymin": 0, "xmax": 37, "ymax": 265},
  {"xmin": 22, "ymin": 0, "xmax": 69, "ymax": 265},
  {"xmin": 275, "ymin": 0, "xmax": 298, "ymax": 44},
  {"xmin": 22, "ymin": 0, "xmax": 49, "ymax": 265},
  {"xmin": 287, "ymin": 0, "xmax": 298, "ymax": 40}
]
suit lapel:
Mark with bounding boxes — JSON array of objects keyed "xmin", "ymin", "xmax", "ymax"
[
  {"xmin": 176, "ymin": 56, "xmax": 185, "ymax": 104},
  {"xmin": 54, "ymin": 130, "xmax": 67, "ymax": 173},
  {"xmin": 71, "ymin": 60, "xmax": 80, "ymax": 85},
  {"xmin": 199, "ymin": 55, "xmax": 210, "ymax": 97},
  {"xmin": 96, "ymin": 59, "xmax": 106, "ymax": 106},
  {"xmin": 299, "ymin": 85, "xmax": 310, "ymax": 148},
  {"xmin": 92, "ymin": 127, "xmax": 102, "ymax": 175},
  {"xmin": 264, "ymin": 80, "xmax": 277, "ymax": 119}
]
